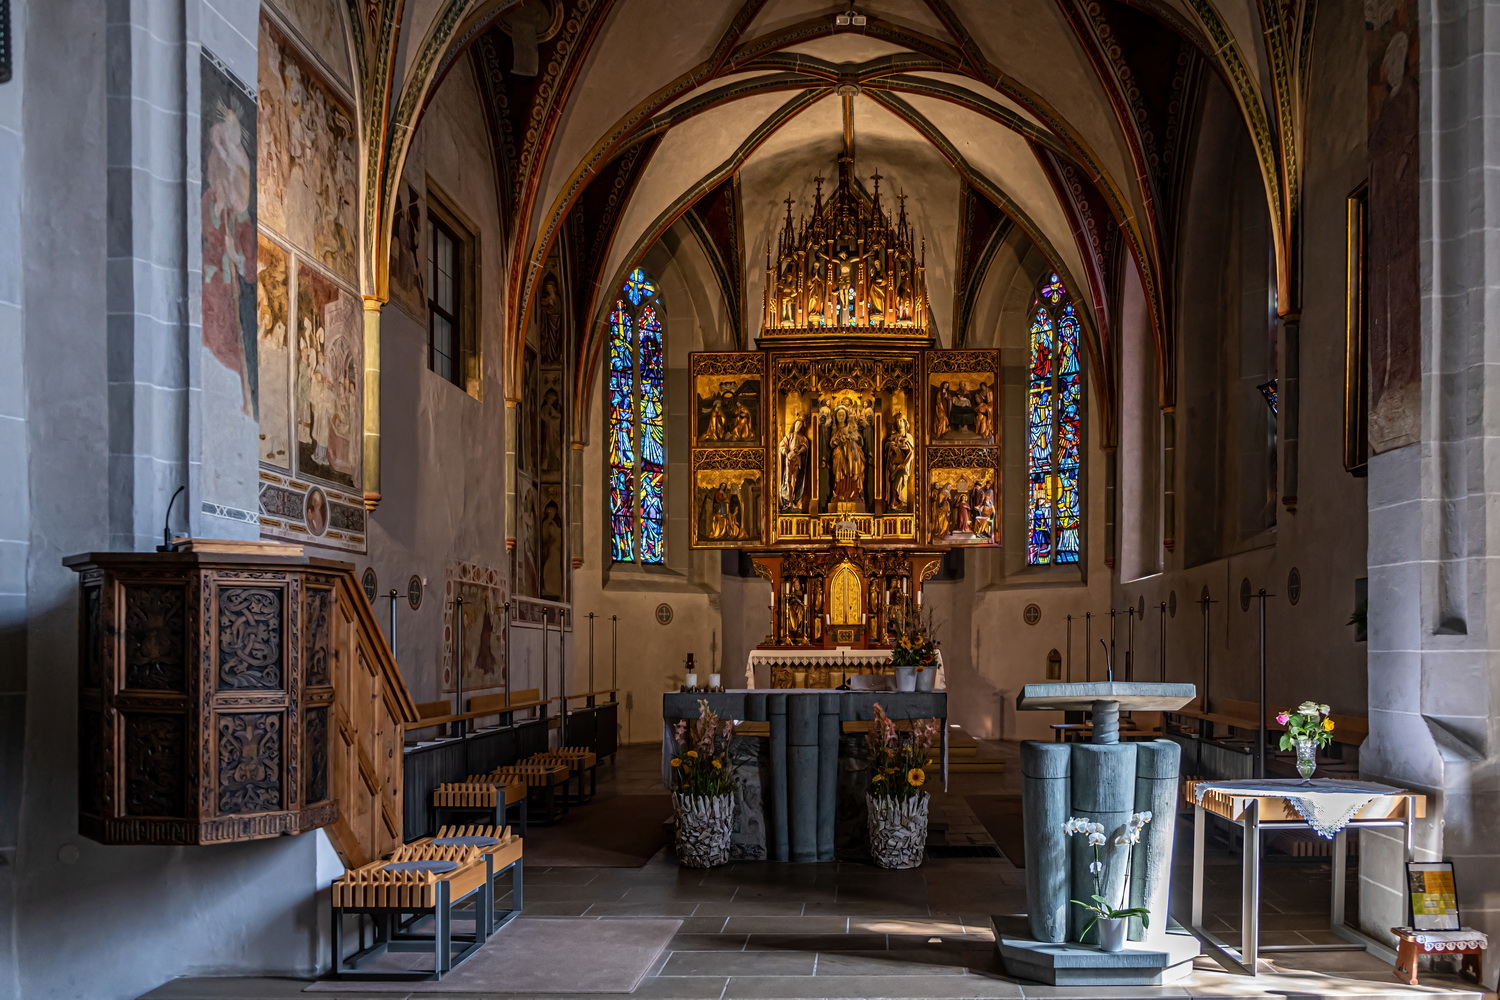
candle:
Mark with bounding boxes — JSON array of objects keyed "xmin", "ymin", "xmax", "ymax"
[
  {"xmin": 686, "ymin": 672, "xmax": 699, "ymax": 688},
  {"xmin": 710, "ymin": 672, "xmax": 722, "ymax": 688},
  {"xmin": 861, "ymin": 613, "xmax": 867, "ymax": 624},
  {"xmin": 916, "ymin": 591, "xmax": 922, "ymax": 606}
]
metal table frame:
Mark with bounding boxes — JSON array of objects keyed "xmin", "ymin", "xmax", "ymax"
[{"xmin": 1189, "ymin": 790, "xmax": 1419, "ymax": 976}]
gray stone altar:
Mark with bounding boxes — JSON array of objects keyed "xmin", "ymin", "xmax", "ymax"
[
  {"xmin": 662, "ymin": 691, "xmax": 946, "ymax": 863},
  {"xmin": 995, "ymin": 682, "xmax": 1202, "ymax": 985}
]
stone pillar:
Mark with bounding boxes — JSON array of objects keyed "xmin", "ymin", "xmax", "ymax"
[
  {"xmin": 1068, "ymin": 743, "xmax": 1137, "ymax": 942},
  {"xmin": 816, "ymin": 693, "xmax": 840, "ymax": 862},
  {"xmin": 768, "ymin": 692, "xmax": 789, "ymax": 861},
  {"xmin": 1129, "ymin": 740, "xmax": 1180, "ymax": 942},
  {"xmin": 1361, "ymin": 3, "xmax": 1500, "ymax": 985},
  {"xmin": 1020, "ymin": 742, "xmax": 1071, "ymax": 942},
  {"xmin": 787, "ymin": 693, "xmax": 820, "ymax": 862},
  {"xmin": 362, "ymin": 298, "xmax": 383, "ymax": 509}
]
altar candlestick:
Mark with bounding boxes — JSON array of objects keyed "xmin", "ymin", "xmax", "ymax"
[
  {"xmin": 709, "ymin": 672, "xmax": 722, "ymax": 688},
  {"xmin": 686, "ymin": 672, "xmax": 699, "ymax": 689}
]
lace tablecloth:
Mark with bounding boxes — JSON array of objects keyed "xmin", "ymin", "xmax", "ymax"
[
  {"xmin": 1396, "ymin": 928, "xmax": 1489, "ymax": 950},
  {"xmin": 1193, "ymin": 777, "xmax": 1407, "ymax": 839}
]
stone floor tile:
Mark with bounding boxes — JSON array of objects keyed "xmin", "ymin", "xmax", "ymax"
[
  {"xmin": 677, "ymin": 915, "xmax": 732, "ymax": 934},
  {"xmin": 723, "ymin": 916, "xmax": 850, "ymax": 935},
  {"xmin": 661, "ymin": 949, "xmax": 819, "ymax": 977},
  {"xmin": 722, "ymin": 972, "xmax": 1027, "ymax": 998},
  {"xmin": 744, "ymin": 933, "xmax": 888, "ymax": 952},
  {"xmin": 621, "ymin": 884, "xmax": 740, "ymax": 902},
  {"xmin": 813, "ymin": 949, "xmax": 971, "ymax": 976},
  {"xmin": 848, "ymin": 915, "xmax": 969, "ymax": 936},
  {"xmin": 575, "ymin": 977, "xmax": 729, "ymax": 1000},
  {"xmin": 513, "ymin": 900, "xmax": 595, "ymax": 916},
  {"xmin": 138, "ymin": 980, "xmax": 322, "ymax": 999},
  {"xmin": 583, "ymin": 900, "xmax": 701, "ymax": 916},
  {"xmin": 1017, "ymin": 986, "xmax": 1191, "ymax": 999},
  {"xmin": 802, "ymin": 900, "xmax": 933, "ymax": 918},
  {"xmin": 696, "ymin": 900, "xmax": 808, "ymax": 917},
  {"xmin": 523, "ymin": 883, "xmax": 628, "ymax": 902},
  {"xmin": 671, "ymin": 932, "xmax": 750, "ymax": 951}
]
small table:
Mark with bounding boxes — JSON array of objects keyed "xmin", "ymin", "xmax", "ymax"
[
  {"xmin": 1392, "ymin": 927, "xmax": 1485, "ymax": 985},
  {"xmin": 1187, "ymin": 779, "xmax": 1426, "ymax": 976}
]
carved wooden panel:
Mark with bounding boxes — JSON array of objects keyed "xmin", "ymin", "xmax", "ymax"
[{"xmin": 66, "ymin": 547, "xmax": 415, "ymax": 861}]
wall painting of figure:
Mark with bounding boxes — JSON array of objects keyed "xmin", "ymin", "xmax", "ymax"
[
  {"xmin": 256, "ymin": 235, "xmax": 292, "ymax": 468},
  {"xmin": 388, "ymin": 179, "xmax": 426, "ymax": 319},
  {"xmin": 294, "ymin": 262, "xmax": 363, "ymax": 490},
  {"xmin": 200, "ymin": 52, "xmax": 258, "ymax": 416},
  {"xmin": 444, "ymin": 562, "xmax": 506, "ymax": 694}
]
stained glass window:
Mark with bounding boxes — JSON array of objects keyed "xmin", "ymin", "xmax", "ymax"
[
  {"xmin": 608, "ymin": 268, "xmax": 665, "ymax": 564},
  {"xmin": 1027, "ymin": 273, "xmax": 1083, "ymax": 565}
]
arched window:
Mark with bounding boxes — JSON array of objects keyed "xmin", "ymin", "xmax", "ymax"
[
  {"xmin": 1027, "ymin": 273, "xmax": 1083, "ymax": 565},
  {"xmin": 608, "ymin": 268, "xmax": 665, "ymax": 564}
]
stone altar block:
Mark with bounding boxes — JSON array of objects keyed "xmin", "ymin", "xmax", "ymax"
[{"xmin": 1000, "ymin": 682, "xmax": 1201, "ymax": 985}]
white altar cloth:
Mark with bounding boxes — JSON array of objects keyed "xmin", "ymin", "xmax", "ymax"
[
  {"xmin": 1193, "ymin": 777, "xmax": 1405, "ymax": 839},
  {"xmin": 745, "ymin": 647, "xmax": 946, "ymax": 691}
]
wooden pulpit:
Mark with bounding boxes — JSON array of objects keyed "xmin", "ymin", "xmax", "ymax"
[{"xmin": 65, "ymin": 540, "xmax": 416, "ymax": 866}]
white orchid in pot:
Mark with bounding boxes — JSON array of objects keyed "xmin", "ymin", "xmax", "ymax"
[{"xmin": 1063, "ymin": 811, "xmax": 1154, "ymax": 952}]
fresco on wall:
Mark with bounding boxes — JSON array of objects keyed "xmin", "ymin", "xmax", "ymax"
[
  {"xmin": 538, "ymin": 266, "xmax": 565, "ymax": 366},
  {"xmin": 256, "ymin": 235, "xmax": 292, "ymax": 468},
  {"xmin": 539, "ymin": 370, "xmax": 564, "ymax": 476},
  {"xmin": 295, "ymin": 262, "xmax": 363, "ymax": 490},
  {"xmin": 265, "ymin": 0, "xmax": 353, "ymax": 89},
  {"xmin": 443, "ymin": 562, "xmax": 506, "ymax": 694},
  {"xmin": 539, "ymin": 484, "xmax": 566, "ymax": 601},
  {"xmin": 1366, "ymin": 0, "xmax": 1420, "ymax": 454},
  {"xmin": 389, "ymin": 180, "xmax": 426, "ymax": 319},
  {"xmin": 516, "ymin": 475, "xmax": 540, "ymax": 598},
  {"xmin": 200, "ymin": 52, "xmax": 258, "ymax": 416},
  {"xmin": 257, "ymin": 16, "xmax": 359, "ymax": 282}
]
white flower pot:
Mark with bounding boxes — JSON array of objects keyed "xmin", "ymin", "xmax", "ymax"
[
  {"xmin": 673, "ymin": 793, "xmax": 734, "ymax": 868},
  {"xmin": 894, "ymin": 664, "xmax": 917, "ymax": 691},
  {"xmin": 1097, "ymin": 916, "xmax": 1128, "ymax": 952},
  {"xmin": 866, "ymin": 791, "xmax": 930, "ymax": 868}
]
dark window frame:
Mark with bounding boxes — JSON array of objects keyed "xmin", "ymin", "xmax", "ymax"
[{"xmin": 426, "ymin": 212, "xmax": 464, "ymax": 387}]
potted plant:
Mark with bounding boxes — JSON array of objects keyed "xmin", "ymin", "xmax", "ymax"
[
  {"xmin": 1063, "ymin": 812, "xmax": 1154, "ymax": 951},
  {"xmin": 865, "ymin": 703, "xmax": 939, "ymax": 868},
  {"xmin": 1276, "ymin": 700, "xmax": 1335, "ymax": 784},
  {"xmin": 887, "ymin": 597, "xmax": 939, "ymax": 692},
  {"xmin": 669, "ymin": 699, "xmax": 735, "ymax": 867}
]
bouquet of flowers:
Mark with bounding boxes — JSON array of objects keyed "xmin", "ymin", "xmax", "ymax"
[
  {"xmin": 669, "ymin": 699, "xmax": 734, "ymax": 797},
  {"xmin": 867, "ymin": 703, "xmax": 938, "ymax": 802},
  {"xmin": 1276, "ymin": 700, "xmax": 1335, "ymax": 751},
  {"xmin": 887, "ymin": 597, "xmax": 939, "ymax": 672},
  {"xmin": 1064, "ymin": 812, "xmax": 1154, "ymax": 938}
]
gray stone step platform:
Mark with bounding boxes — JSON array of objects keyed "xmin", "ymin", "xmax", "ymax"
[{"xmin": 993, "ymin": 913, "xmax": 1201, "ymax": 985}]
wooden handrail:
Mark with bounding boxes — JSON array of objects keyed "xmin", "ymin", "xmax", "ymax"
[
  {"xmin": 559, "ymin": 688, "xmax": 620, "ymax": 701},
  {"xmin": 403, "ymin": 697, "xmax": 555, "ymax": 731}
]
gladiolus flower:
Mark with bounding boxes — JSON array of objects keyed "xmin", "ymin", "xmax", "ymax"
[
  {"xmin": 1276, "ymin": 712, "xmax": 1290, "ymax": 725},
  {"xmin": 907, "ymin": 768, "xmax": 926, "ymax": 787}
]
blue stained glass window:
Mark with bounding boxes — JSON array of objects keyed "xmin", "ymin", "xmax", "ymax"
[
  {"xmin": 607, "ymin": 269, "xmax": 665, "ymax": 564},
  {"xmin": 1027, "ymin": 277, "xmax": 1084, "ymax": 565}
]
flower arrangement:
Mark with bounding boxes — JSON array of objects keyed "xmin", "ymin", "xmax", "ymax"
[
  {"xmin": 669, "ymin": 699, "xmax": 734, "ymax": 798},
  {"xmin": 1063, "ymin": 812, "xmax": 1154, "ymax": 940},
  {"xmin": 867, "ymin": 703, "xmax": 938, "ymax": 802},
  {"xmin": 1276, "ymin": 700, "xmax": 1335, "ymax": 750},
  {"xmin": 887, "ymin": 597, "xmax": 939, "ymax": 671}
]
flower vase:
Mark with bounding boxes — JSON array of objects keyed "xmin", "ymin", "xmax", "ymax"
[
  {"xmin": 1294, "ymin": 738, "xmax": 1318, "ymax": 785},
  {"xmin": 673, "ymin": 793, "xmax": 734, "ymax": 868},
  {"xmin": 1097, "ymin": 916, "xmax": 1128, "ymax": 953},
  {"xmin": 866, "ymin": 792, "xmax": 930, "ymax": 868},
  {"xmin": 914, "ymin": 664, "xmax": 935, "ymax": 692},
  {"xmin": 894, "ymin": 664, "xmax": 917, "ymax": 692}
]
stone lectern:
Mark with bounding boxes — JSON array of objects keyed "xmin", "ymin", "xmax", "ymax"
[{"xmin": 995, "ymin": 682, "xmax": 1203, "ymax": 986}]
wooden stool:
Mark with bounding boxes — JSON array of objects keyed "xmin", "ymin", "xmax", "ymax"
[
  {"xmin": 1392, "ymin": 927, "xmax": 1485, "ymax": 986},
  {"xmin": 432, "ymin": 776, "xmax": 528, "ymax": 837}
]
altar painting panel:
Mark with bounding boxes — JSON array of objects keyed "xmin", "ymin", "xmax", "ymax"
[
  {"xmin": 693, "ymin": 451, "xmax": 765, "ymax": 548},
  {"xmin": 691, "ymin": 353, "xmax": 765, "ymax": 448},
  {"xmin": 927, "ymin": 447, "xmax": 1000, "ymax": 546},
  {"xmin": 925, "ymin": 350, "xmax": 1000, "ymax": 446}
]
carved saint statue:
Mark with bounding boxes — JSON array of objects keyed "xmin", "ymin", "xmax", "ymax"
[
  {"xmin": 883, "ymin": 414, "xmax": 916, "ymax": 511},
  {"xmin": 707, "ymin": 397, "xmax": 729, "ymax": 440},
  {"xmin": 733, "ymin": 400, "xmax": 755, "ymax": 441},
  {"xmin": 778, "ymin": 417, "xmax": 810, "ymax": 510},
  {"xmin": 823, "ymin": 404, "xmax": 869, "ymax": 504},
  {"xmin": 932, "ymin": 381, "xmax": 951, "ymax": 438}
]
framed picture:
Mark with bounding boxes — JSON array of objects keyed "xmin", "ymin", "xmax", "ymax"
[
  {"xmin": 925, "ymin": 446, "xmax": 1000, "ymax": 546},
  {"xmin": 1406, "ymin": 861, "xmax": 1460, "ymax": 930},
  {"xmin": 692, "ymin": 450, "xmax": 765, "ymax": 548},
  {"xmin": 690, "ymin": 352, "xmax": 766, "ymax": 448},
  {"xmin": 924, "ymin": 349, "xmax": 1001, "ymax": 446}
]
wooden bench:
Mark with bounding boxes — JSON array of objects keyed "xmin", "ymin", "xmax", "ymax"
[
  {"xmin": 412, "ymin": 825, "xmax": 523, "ymax": 934},
  {"xmin": 331, "ymin": 842, "xmax": 492, "ymax": 979},
  {"xmin": 432, "ymin": 776, "xmax": 528, "ymax": 836},
  {"xmin": 489, "ymin": 763, "xmax": 571, "ymax": 823},
  {"xmin": 528, "ymin": 747, "xmax": 599, "ymax": 802}
]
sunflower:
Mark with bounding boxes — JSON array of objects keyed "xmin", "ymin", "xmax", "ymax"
[
  {"xmin": 686, "ymin": 750, "xmax": 698, "ymax": 758},
  {"xmin": 712, "ymin": 759, "xmax": 724, "ymax": 769},
  {"xmin": 907, "ymin": 768, "xmax": 926, "ymax": 787},
  {"xmin": 670, "ymin": 757, "xmax": 681, "ymax": 768},
  {"xmin": 1323, "ymin": 718, "xmax": 1335, "ymax": 731}
]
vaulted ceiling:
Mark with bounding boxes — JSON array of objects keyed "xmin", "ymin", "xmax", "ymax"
[{"xmin": 333, "ymin": 0, "xmax": 1317, "ymax": 440}]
